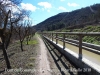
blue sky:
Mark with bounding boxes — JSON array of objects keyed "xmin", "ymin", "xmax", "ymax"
[{"xmin": 20, "ymin": 0, "xmax": 100, "ymax": 25}]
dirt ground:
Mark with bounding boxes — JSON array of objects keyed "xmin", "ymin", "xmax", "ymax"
[
  {"xmin": 0, "ymin": 34, "xmax": 52, "ymax": 75},
  {"xmin": 0, "ymin": 34, "xmax": 86, "ymax": 75},
  {"xmin": 35, "ymin": 35, "xmax": 51, "ymax": 75},
  {"xmin": 0, "ymin": 35, "xmax": 39, "ymax": 75}
]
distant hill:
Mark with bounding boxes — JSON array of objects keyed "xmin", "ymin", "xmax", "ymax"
[{"xmin": 34, "ymin": 4, "xmax": 100, "ymax": 31}]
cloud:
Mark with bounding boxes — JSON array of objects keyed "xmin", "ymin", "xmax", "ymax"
[
  {"xmin": 38, "ymin": 2, "xmax": 52, "ymax": 9},
  {"xmin": 58, "ymin": 6, "xmax": 69, "ymax": 12},
  {"xmin": 60, "ymin": 0, "xmax": 65, "ymax": 2},
  {"xmin": 20, "ymin": 3, "xmax": 37, "ymax": 12},
  {"xmin": 0, "ymin": 0, "xmax": 19, "ymax": 13},
  {"xmin": 67, "ymin": 2, "xmax": 79, "ymax": 7},
  {"xmin": 47, "ymin": 10, "xmax": 50, "ymax": 12},
  {"xmin": 11, "ymin": 6, "xmax": 20, "ymax": 13}
]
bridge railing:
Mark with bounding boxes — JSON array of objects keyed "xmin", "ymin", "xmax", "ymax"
[{"xmin": 41, "ymin": 32, "xmax": 100, "ymax": 59}]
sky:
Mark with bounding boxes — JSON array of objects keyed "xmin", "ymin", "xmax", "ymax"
[{"xmin": 20, "ymin": 0, "xmax": 100, "ymax": 25}]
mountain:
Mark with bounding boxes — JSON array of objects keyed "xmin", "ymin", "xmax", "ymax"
[{"xmin": 34, "ymin": 4, "xmax": 100, "ymax": 31}]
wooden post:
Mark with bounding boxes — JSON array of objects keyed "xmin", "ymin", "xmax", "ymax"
[
  {"xmin": 47, "ymin": 33, "xmax": 49, "ymax": 38},
  {"xmin": 46, "ymin": 33, "xmax": 48, "ymax": 37},
  {"xmin": 41, "ymin": 33, "xmax": 43, "ymax": 37},
  {"xmin": 63, "ymin": 33, "xmax": 65, "ymax": 49},
  {"xmin": 56, "ymin": 33, "xmax": 58, "ymax": 44},
  {"xmin": 79, "ymin": 35, "xmax": 82, "ymax": 59},
  {"xmin": 43, "ymin": 33, "xmax": 44, "ymax": 37},
  {"xmin": 52, "ymin": 33, "xmax": 53, "ymax": 41}
]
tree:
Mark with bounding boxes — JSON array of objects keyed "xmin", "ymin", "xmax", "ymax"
[
  {"xmin": 26, "ymin": 24, "xmax": 32, "ymax": 45},
  {"xmin": 15, "ymin": 20, "xmax": 31, "ymax": 51},
  {"xmin": 0, "ymin": 0, "xmax": 22, "ymax": 69}
]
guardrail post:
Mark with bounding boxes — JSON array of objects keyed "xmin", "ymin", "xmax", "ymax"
[
  {"xmin": 47, "ymin": 33, "xmax": 48, "ymax": 37},
  {"xmin": 56, "ymin": 33, "xmax": 58, "ymax": 44},
  {"xmin": 50, "ymin": 33, "xmax": 52, "ymax": 39},
  {"xmin": 52, "ymin": 33, "xmax": 53, "ymax": 41},
  {"xmin": 43, "ymin": 33, "xmax": 44, "ymax": 37},
  {"xmin": 44, "ymin": 33, "xmax": 46, "ymax": 37},
  {"xmin": 79, "ymin": 35, "xmax": 82, "ymax": 59},
  {"xmin": 63, "ymin": 33, "xmax": 65, "ymax": 49},
  {"xmin": 46, "ymin": 33, "xmax": 47, "ymax": 37},
  {"xmin": 47, "ymin": 33, "xmax": 50, "ymax": 39}
]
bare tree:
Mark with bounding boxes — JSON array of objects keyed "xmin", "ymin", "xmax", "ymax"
[
  {"xmin": 25, "ymin": 20, "xmax": 33, "ymax": 45},
  {"xmin": 0, "ymin": 0, "xmax": 22, "ymax": 69},
  {"xmin": 15, "ymin": 21, "xmax": 30, "ymax": 51},
  {"xmin": 0, "ymin": 0, "xmax": 34, "ymax": 69}
]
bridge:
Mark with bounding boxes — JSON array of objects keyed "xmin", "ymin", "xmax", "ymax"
[{"xmin": 40, "ymin": 32, "xmax": 100, "ymax": 75}]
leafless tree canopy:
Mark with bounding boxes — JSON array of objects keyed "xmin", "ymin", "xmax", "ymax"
[{"xmin": 0, "ymin": 0, "xmax": 35, "ymax": 69}]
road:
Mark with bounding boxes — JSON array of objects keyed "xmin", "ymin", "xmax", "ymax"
[{"xmin": 36, "ymin": 35, "xmax": 51, "ymax": 75}]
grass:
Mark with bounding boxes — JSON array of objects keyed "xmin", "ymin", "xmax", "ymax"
[
  {"xmin": 29, "ymin": 57, "xmax": 35, "ymax": 61},
  {"xmin": 59, "ymin": 25, "xmax": 100, "ymax": 45},
  {"xmin": 16, "ymin": 34, "xmax": 38, "ymax": 45},
  {"xmin": 26, "ymin": 63, "xmax": 34, "ymax": 67},
  {"xmin": 25, "ymin": 40, "xmax": 38, "ymax": 45},
  {"xmin": 17, "ymin": 40, "xmax": 38, "ymax": 45},
  {"xmin": 24, "ymin": 34, "xmax": 38, "ymax": 45}
]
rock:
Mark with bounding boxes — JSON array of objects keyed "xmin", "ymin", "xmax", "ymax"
[{"xmin": 42, "ymin": 70, "xmax": 44, "ymax": 73}]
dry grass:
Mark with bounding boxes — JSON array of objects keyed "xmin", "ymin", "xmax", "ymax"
[{"xmin": 0, "ymin": 35, "xmax": 39, "ymax": 75}]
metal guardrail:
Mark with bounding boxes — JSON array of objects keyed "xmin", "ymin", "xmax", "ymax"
[{"xmin": 41, "ymin": 32, "xmax": 100, "ymax": 59}]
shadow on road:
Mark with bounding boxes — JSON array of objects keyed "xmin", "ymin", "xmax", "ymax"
[{"xmin": 42, "ymin": 37, "xmax": 75, "ymax": 75}]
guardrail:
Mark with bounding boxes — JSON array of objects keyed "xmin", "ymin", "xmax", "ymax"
[{"xmin": 41, "ymin": 32, "xmax": 100, "ymax": 59}]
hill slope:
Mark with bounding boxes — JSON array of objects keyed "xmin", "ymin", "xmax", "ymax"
[{"xmin": 34, "ymin": 4, "xmax": 100, "ymax": 31}]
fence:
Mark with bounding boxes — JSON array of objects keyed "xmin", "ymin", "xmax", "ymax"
[{"xmin": 41, "ymin": 32, "xmax": 100, "ymax": 59}]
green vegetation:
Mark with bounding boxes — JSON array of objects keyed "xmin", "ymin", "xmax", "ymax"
[
  {"xmin": 26, "ymin": 63, "xmax": 34, "ymax": 67},
  {"xmin": 23, "ymin": 40, "xmax": 38, "ymax": 45},
  {"xmin": 34, "ymin": 3, "xmax": 100, "ymax": 45},
  {"xmin": 17, "ymin": 38, "xmax": 38, "ymax": 45},
  {"xmin": 60, "ymin": 25, "xmax": 100, "ymax": 45},
  {"xmin": 34, "ymin": 4, "xmax": 100, "ymax": 31},
  {"xmin": 22, "ymin": 34, "xmax": 38, "ymax": 45},
  {"xmin": 28, "ymin": 40, "xmax": 38, "ymax": 45},
  {"xmin": 62, "ymin": 25, "xmax": 100, "ymax": 32},
  {"xmin": 29, "ymin": 57, "xmax": 35, "ymax": 61}
]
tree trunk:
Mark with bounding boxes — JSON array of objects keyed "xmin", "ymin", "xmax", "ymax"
[
  {"xmin": 5, "ymin": 23, "xmax": 13, "ymax": 49},
  {"xmin": 26, "ymin": 37, "xmax": 28, "ymax": 45},
  {"xmin": 20, "ymin": 41, "xmax": 23, "ymax": 51},
  {"xmin": 2, "ymin": 44, "xmax": 11, "ymax": 69},
  {"xmin": 29, "ymin": 36, "xmax": 31, "ymax": 41},
  {"xmin": 27, "ymin": 40, "xmax": 28, "ymax": 45}
]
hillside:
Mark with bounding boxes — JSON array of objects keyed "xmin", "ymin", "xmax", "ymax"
[
  {"xmin": 59, "ymin": 25, "xmax": 100, "ymax": 45},
  {"xmin": 34, "ymin": 4, "xmax": 100, "ymax": 31}
]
